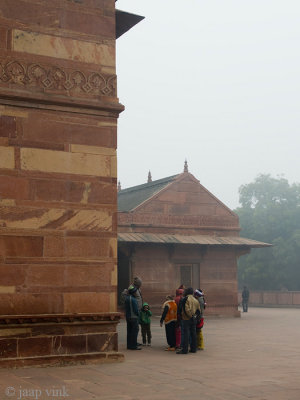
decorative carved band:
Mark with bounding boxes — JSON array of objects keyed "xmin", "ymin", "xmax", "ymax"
[{"xmin": 0, "ymin": 58, "xmax": 117, "ymax": 99}]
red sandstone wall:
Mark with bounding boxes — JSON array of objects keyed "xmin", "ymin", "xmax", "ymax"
[
  {"xmin": 118, "ymin": 173, "xmax": 240, "ymax": 236},
  {"xmin": 0, "ymin": 0, "xmax": 119, "ymax": 315},
  {"xmin": 201, "ymin": 248, "xmax": 240, "ymax": 316},
  {"xmin": 131, "ymin": 245, "xmax": 174, "ymax": 308},
  {"xmin": 129, "ymin": 244, "xmax": 240, "ymax": 317},
  {"xmin": 136, "ymin": 174, "xmax": 236, "ymax": 219}
]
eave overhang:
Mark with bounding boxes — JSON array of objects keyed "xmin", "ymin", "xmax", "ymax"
[
  {"xmin": 118, "ymin": 232, "xmax": 272, "ymax": 248},
  {"xmin": 116, "ymin": 9, "xmax": 145, "ymax": 38}
]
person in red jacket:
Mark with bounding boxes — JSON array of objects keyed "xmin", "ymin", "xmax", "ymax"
[
  {"xmin": 175, "ymin": 288, "xmax": 184, "ymax": 349},
  {"xmin": 160, "ymin": 295, "xmax": 177, "ymax": 351}
]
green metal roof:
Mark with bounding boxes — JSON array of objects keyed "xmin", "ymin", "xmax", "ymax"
[{"xmin": 118, "ymin": 175, "xmax": 179, "ymax": 212}]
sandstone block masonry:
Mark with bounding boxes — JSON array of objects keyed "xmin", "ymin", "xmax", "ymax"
[{"xmin": 0, "ymin": 0, "xmax": 125, "ymax": 366}]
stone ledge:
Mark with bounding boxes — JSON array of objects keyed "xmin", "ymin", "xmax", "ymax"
[
  {"xmin": 0, "ymin": 312, "xmax": 121, "ymax": 325},
  {"xmin": 0, "ymin": 351, "xmax": 124, "ymax": 368}
]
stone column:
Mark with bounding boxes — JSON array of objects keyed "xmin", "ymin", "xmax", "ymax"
[{"xmin": 0, "ymin": 0, "xmax": 124, "ymax": 366}]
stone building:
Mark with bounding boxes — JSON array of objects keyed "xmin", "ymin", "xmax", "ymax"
[
  {"xmin": 0, "ymin": 0, "xmax": 142, "ymax": 366},
  {"xmin": 118, "ymin": 163, "xmax": 270, "ymax": 317}
]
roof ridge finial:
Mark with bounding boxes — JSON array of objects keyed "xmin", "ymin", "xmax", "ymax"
[
  {"xmin": 147, "ymin": 170, "xmax": 152, "ymax": 183},
  {"xmin": 117, "ymin": 180, "xmax": 121, "ymax": 191},
  {"xmin": 184, "ymin": 159, "xmax": 188, "ymax": 173}
]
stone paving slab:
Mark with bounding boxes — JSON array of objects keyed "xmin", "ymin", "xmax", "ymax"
[{"xmin": 0, "ymin": 308, "xmax": 300, "ymax": 399}]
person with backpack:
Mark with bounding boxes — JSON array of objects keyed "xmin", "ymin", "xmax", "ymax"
[
  {"xmin": 132, "ymin": 276, "xmax": 143, "ymax": 311},
  {"xmin": 124, "ymin": 285, "xmax": 142, "ymax": 350},
  {"xmin": 121, "ymin": 277, "xmax": 144, "ymax": 311},
  {"xmin": 176, "ymin": 287, "xmax": 200, "ymax": 354}
]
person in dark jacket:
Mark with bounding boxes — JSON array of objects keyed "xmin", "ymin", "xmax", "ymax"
[
  {"xmin": 132, "ymin": 276, "xmax": 143, "ymax": 311},
  {"xmin": 131, "ymin": 276, "xmax": 143, "ymax": 345},
  {"xmin": 139, "ymin": 302, "xmax": 152, "ymax": 346},
  {"xmin": 242, "ymin": 286, "xmax": 250, "ymax": 312},
  {"xmin": 176, "ymin": 287, "xmax": 200, "ymax": 354},
  {"xmin": 125, "ymin": 285, "xmax": 142, "ymax": 350}
]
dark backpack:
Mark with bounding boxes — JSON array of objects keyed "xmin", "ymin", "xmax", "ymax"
[{"xmin": 120, "ymin": 289, "xmax": 128, "ymax": 307}]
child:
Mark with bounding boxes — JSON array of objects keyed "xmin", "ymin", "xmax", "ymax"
[{"xmin": 139, "ymin": 302, "xmax": 152, "ymax": 346}]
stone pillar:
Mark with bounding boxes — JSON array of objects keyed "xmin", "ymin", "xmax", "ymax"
[{"xmin": 0, "ymin": 0, "xmax": 124, "ymax": 366}]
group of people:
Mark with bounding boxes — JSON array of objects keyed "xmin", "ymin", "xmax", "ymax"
[
  {"xmin": 160, "ymin": 286, "xmax": 206, "ymax": 354},
  {"xmin": 123, "ymin": 277, "xmax": 206, "ymax": 354}
]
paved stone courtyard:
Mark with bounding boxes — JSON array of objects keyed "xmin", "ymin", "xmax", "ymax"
[{"xmin": 0, "ymin": 307, "xmax": 300, "ymax": 400}]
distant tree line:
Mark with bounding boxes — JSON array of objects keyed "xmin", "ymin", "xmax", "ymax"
[{"xmin": 234, "ymin": 174, "xmax": 300, "ymax": 291}]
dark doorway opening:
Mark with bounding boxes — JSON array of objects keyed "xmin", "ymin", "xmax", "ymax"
[
  {"xmin": 180, "ymin": 265, "xmax": 192, "ymax": 288},
  {"xmin": 179, "ymin": 264, "xmax": 200, "ymax": 289},
  {"xmin": 117, "ymin": 249, "xmax": 130, "ymax": 305}
]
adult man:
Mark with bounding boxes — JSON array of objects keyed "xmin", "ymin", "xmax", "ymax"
[
  {"xmin": 242, "ymin": 286, "xmax": 250, "ymax": 312},
  {"xmin": 132, "ymin": 276, "xmax": 143, "ymax": 311},
  {"xmin": 125, "ymin": 285, "xmax": 141, "ymax": 350},
  {"xmin": 177, "ymin": 287, "xmax": 200, "ymax": 354}
]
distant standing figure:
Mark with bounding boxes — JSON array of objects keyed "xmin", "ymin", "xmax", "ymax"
[
  {"xmin": 242, "ymin": 286, "xmax": 250, "ymax": 312},
  {"xmin": 160, "ymin": 295, "xmax": 177, "ymax": 351}
]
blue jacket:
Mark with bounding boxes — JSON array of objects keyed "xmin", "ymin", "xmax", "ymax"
[{"xmin": 125, "ymin": 294, "xmax": 139, "ymax": 320}]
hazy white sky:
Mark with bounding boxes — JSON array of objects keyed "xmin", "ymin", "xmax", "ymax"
[{"xmin": 116, "ymin": 0, "xmax": 300, "ymax": 210}]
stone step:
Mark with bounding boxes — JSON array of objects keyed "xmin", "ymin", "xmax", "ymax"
[{"xmin": 0, "ymin": 351, "xmax": 124, "ymax": 368}]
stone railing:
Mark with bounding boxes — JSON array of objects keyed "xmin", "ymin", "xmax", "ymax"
[{"xmin": 238, "ymin": 291, "xmax": 300, "ymax": 307}]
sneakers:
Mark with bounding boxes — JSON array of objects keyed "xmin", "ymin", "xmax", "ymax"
[{"xmin": 165, "ymin": 347, "xmax": 176, "ymax": 351}]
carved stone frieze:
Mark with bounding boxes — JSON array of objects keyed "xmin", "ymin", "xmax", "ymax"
[{"xmin": 0, "ymin": 57, "xmax": 117, "ymax": 99}]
